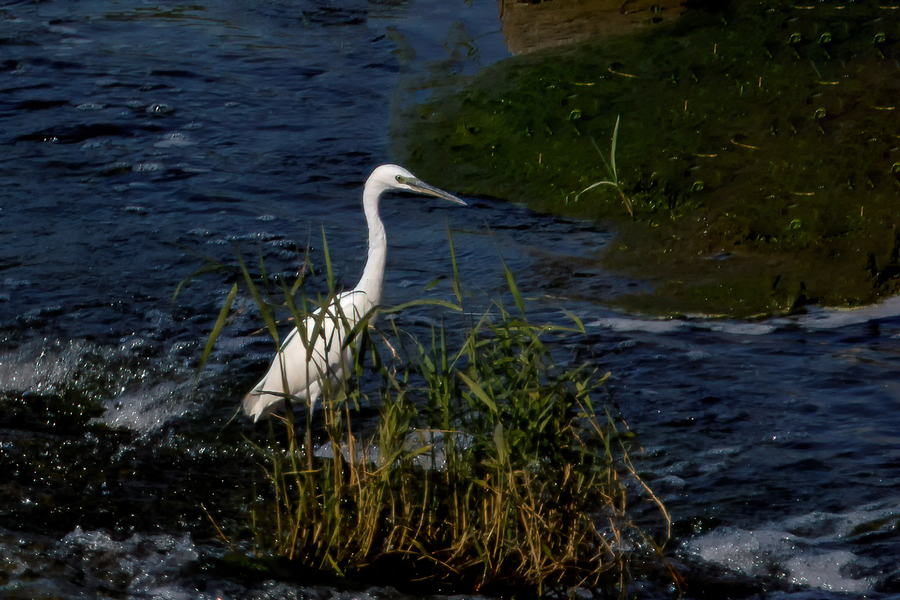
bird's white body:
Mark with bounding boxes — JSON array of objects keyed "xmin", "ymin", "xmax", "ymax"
[{"xmin": 242, "ymin": 164, "xmax": 465, "ymax": 421}]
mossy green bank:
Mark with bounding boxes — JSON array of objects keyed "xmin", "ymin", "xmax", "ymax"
[{"xmin": 394, "ymin": 1, "xmax": 900, "ymax": 317}]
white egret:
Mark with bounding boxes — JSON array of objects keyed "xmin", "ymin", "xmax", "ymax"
[{"xmin": 242, "ymin": 164, "xmax": 466, "ymax": 421}]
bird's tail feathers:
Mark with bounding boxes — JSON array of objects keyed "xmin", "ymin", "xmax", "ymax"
[{"xmin": 242, "ymin": 381, "xmax": 274, "ymax": 422}]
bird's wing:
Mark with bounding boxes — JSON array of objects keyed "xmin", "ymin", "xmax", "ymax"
[{"xmin": 242, "ymin": 300, "xmax": 359, "ymax": 421}]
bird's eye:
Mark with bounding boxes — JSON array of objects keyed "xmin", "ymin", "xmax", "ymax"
[{"xmin": 395, "ymin": 175, "xmax": 403, "ymax": 183}]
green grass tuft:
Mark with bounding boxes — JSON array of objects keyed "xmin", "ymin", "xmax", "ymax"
[{"xmin": 184, "ymin": 232, "xmax": 672, "ymax": 597}]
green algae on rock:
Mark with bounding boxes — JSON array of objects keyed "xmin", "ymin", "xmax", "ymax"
[{"xmin": 393, "ymin": 1, "xmax": 900, "ymax": 317}]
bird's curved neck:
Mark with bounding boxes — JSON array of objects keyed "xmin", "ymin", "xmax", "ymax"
[{"xmin": 355, "ymin": 180, "xmax": 387, "ymax": 309}]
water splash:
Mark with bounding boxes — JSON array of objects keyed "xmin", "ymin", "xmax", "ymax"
[
  {"xmin": 683, "ymin": 501, "xmax": 900, "ymax": 593},
  {"xmin": 0, "ymin": 336, "xmax": 203, "ymax": 434}
]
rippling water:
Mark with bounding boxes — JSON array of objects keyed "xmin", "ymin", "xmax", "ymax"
[{"xmin": 2, "ymin": 1, "xmax": 899, "ymax": 598}]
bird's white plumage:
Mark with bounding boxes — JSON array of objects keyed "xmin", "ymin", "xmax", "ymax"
[{"xmin": 242, "ymin": 165, "xmax": 465, "ymax": 421}]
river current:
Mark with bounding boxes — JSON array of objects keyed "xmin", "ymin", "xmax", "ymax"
[{"xmin": 1, "ymin": 1, "xmax": 899, "ymax": 598}]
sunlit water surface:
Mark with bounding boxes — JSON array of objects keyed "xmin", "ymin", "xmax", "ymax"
[{"xmin": 1, "ymin": 1, "xmax": 899, "ymax": 598}]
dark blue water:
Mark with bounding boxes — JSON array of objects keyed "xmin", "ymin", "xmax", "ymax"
[{"xmin": 2, "ymin": 1, "xmax": 899, "ymax": 598}]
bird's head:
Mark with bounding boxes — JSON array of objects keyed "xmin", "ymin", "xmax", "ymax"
[{"xmin": 368, "ymin": 164, "xmax": 467, "ymax": 206}]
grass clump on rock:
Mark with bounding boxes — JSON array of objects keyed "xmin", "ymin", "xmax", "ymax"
[{"xmin": 192, "ymin": 237, "xmax": 671, "ymax": 597}]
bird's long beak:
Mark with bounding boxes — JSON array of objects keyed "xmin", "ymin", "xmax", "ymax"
[{"xmin": 404, "ymin": 177, "xmax": 467, "ymax": 206}]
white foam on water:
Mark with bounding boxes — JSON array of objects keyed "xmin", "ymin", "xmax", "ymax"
[
  {"xmin": 0, "ymin": 339, "xmax": 89, "ymax": 393},
  {"xmin": 586, "ymin": 314, "xmax": 782, "ymax": 336},
  {"xmin": 785, "ymin": 551, "xmax": 874, "ymax": 593},
  {"xmin": 97, "ymin": 378, "xmax": 197, "ymax": 432},
  {"xmin": 584, "ymin": 294, "xmax": 900, "ymax": 337},
  {"xmin": 684, "ymin": 500, "xmax": 900, "ymax": 593},
  {"xmin": 0, "ymin": 525, "xmax": 502, "ymax": 600},
  {"xmin": 703, "ymin": 320, "xmax": 778, "ymax": 335},
  {"xmin": 0, "ymin": 526, "xmax": 210, "ymax": 599},
  {"xmin": 0, "ymin": 335, "xmax": 202, "ymax": 434},
  {"xmin": 688, "ymin": 528, "xmax": 873, "ymax": 592},
  {"xmin": 315, "ymin": 429, "xmax": 475, "ymax": 471},
  {"xmin": 61, "ymin": 527, "xmax": 202, "ymax": 596},
  {"xmin": 784, "ymin": 294, "xmax": 900, "ymax": 330},
  {"xmin": 585, "ymin": 316, "xmax": 688, "ymax": 334},
  {"xmin": 686, "ymin": 527, "xmax": 799, "ymax": 577}
]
